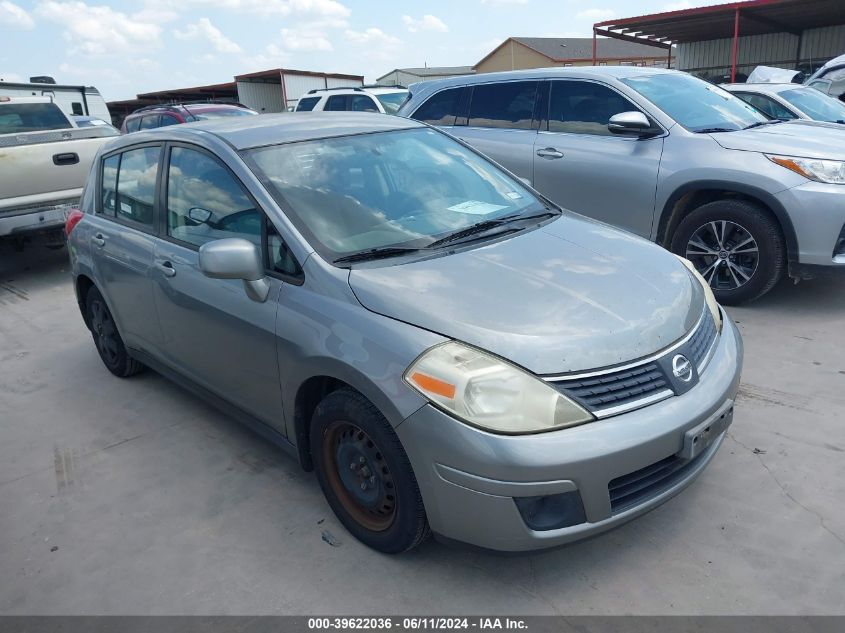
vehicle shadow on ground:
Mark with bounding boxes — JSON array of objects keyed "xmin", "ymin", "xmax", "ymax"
[{"xmin": 734, "ymin": 273, "xmax": 845, "ymax": 316}]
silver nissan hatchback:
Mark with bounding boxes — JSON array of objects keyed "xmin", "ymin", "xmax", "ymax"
[{"xmin": 67, "ymin": 113, "xmax": 742, "ymax": 553}]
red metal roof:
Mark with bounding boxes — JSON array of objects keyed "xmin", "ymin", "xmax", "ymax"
[{"xmin": 595, "ymin": 0, "xmax": 844, "ymax": 45}]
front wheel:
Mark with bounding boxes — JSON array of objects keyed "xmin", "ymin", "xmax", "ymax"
[
  {"xmin": 310, "ymin": 389, "xmax": 430, "ymax": 554},
  {"xmin": 670, "ymin": 199, "xmax": 785, "ymax": 305}
]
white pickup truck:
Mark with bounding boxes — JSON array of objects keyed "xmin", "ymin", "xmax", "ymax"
[{"xmin": 0, "ymin": 96, "xmax": 118, "ymax": 246}]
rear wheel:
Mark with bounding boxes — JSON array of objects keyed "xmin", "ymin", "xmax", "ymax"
[
  {"xmin": 85, "ymin": 287, "xmax": 144, "ymax": 377},
  {"xmin": 310, "ymin": 388, "xmax": 429, "ymax": 554},
  {"xmin": 670, "ymin": 199, "xmax": 785, "ymax": 305}
]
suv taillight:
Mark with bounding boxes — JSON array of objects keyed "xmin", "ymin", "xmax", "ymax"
[{"xmin": 64, "ymin": 208, "xmax": 84, "ymax": 236}]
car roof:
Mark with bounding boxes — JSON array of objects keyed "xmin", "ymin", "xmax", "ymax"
[
  {"xmin": 128, "ymin": 103, "xmax": 247, "ymax": 117},
  {"xmin": 114, "ymin": 112, "xmax": 424, "ymax": 150},
  {"xmin": 411, "ymin": 65, "xmax": 679, "ymax": 90}
]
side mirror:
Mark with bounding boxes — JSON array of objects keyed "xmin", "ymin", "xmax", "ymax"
[
  {"xmin": 608, "ymin": 111, "xmax": 658, "ymax": 137},
  {"xmin": 188, "ymin": 207, "xmax": 212, "ymax": 224},
  {"xmin": 198, "ymin": 238, "xmax": 270, "ymax": 302}
]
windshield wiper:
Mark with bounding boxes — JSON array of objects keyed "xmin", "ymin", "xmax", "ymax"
[
  {"xmin": 693, "ymin": 127, "xmax": 739, "ymax": 134},
  {"xmin": 427, "ymin": 210, "xmax": 560, "ymax": 249},
  {"xmin": 333, "ymin": 246, "xmax": 425, "ymax": 264},
  {"xmin": 743, "ymin": 119, "xmax": 784, "ymax": 130}
]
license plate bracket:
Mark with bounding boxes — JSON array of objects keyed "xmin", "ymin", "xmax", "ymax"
[{"xmin": 679, "ymin": 403, "xmax": 734, "ymax": 461}]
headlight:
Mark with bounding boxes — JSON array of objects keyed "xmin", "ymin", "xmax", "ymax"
[
  {"xmin": 677, "ymin": 256, "xmax": 722, "ymax": 332},
  {"xmin": 767, "ymin": 155, "xmax": 845, "ymax": 185},
  {"xmin": 404, "ymin": 341, "xmax": 593, "ymax": 434}
]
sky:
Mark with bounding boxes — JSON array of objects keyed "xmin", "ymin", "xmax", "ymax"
[{"xmin": 0, "ymin": 0, "xmax": 703, "ymax": 101}]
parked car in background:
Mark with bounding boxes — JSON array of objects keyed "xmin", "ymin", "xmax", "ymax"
[
  {"xmin": 121, "ymin": 102, "xmax": 257, "ymax": 133},
  {"xmin": 0, "ymin": 96, "xmax": 117, "ymax": 247},
  {"xmin": 73, "ymin": 115, "xmax": 120, "ymax": 132},
  {"xmin": 722, "ymin": 83, "xmax": 845, "ymax": 124},
  {"xmin": 66, "ymin": 112, "xmax": 741, "ymax": 553},
  {"xmin": 399, "ymin": 67, "xmax": 845, "ymax": 304},
  {"xmin": 806, "ymin": 54, "xmax": 845, "ymax": 102},
  {"xmin": 295, "ymin": 85, "xmax": 408, "ymax": 114}
]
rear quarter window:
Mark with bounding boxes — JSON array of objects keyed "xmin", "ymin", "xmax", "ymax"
[{"xmin": 296, "ymin": 96, "xmax": 321, "ymax": 111}]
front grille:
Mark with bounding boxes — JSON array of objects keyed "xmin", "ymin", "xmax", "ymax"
[
  {"xmin": 555, "ymin": 363, "xmax": 669, "ymax": 410},
  {"xmin": 689, "ymin": 310, "xmax": 717, "ymax": 367},
  {"xmin": 608, "ymin": 452, "xmax": 705, "ymax": 514},
  {"xmin": 549, "ymin": 306, "xmax": 719, "ymax": 417}
]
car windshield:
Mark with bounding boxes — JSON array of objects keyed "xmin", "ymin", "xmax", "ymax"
[
  {"xmin": 188, "ymin": 108, "xmax": 257, "ymax": 120},
  {"xmin": 621, "ymin": 73, "xmax": 767, "ymax": 132},
  {"xmin": 375, "ymin": 92, "xmax": 409, "ymax": 114},
  {"xmin": 778, "ymin": 88, "xmax": 845, "ymax": 122},
  {"xmin": 245, "ymin": 127, "xmax": 544, "ymax": 262}
]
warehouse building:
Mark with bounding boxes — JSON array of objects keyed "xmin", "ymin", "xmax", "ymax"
[
  {"xmin": 235, "ymin": 68, "xmax": 363, "ymax": 112},
  {"xmin": 375, "ymin": 66, "xmax": 475, "ymax": 87},
  {"xmin": 107, "ymin": 67, "xmax": 363, "ymax": 125},
  {"xmin": 474, "ymin": 37, "xmax": 673, "ymax": 74},
  {"xmin": 593, "ymin": 0, "xmax": 845, "ymax": 83}
]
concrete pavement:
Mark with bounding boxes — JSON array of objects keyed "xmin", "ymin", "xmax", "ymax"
[{"xmin": 1, "ymin": 244, "xmax": 843, "ymax": 615}]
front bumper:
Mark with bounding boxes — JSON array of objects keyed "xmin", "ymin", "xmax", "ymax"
[
  {"xmin": 775, "ymin": 181, "xmax": 845, "ymax": 267},
  {"xmin": 395, "ymin": 315, "xmax": 743, "ymax": 552}
]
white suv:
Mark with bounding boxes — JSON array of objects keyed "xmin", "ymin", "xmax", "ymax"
[{"xmin": 295, "ymin": 86, "xmax": 408, "ymax": 114}]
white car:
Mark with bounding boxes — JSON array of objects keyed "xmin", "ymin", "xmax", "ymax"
[
  {"xmin": 295, "ymin": 86, "xmax": 408, "ymax": 114},
  {"xmin": 722, "ymin": 83, "xmax": 845, "ymax": 125}
]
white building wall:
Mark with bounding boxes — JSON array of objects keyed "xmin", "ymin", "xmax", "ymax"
[
  {"xmin": 325, "ymin": 76, "xmax": 363, "ymax": 89},
  {"xmin": 283, "ymin": 74, "xmax": 328, "ymax": 106},
  {"xmin": 237, "ymin": 81, "xmax": 285, "ymax": 113},
  {"xmin": 677, "ymin": 24, "xmax": 845, "ymax": 76},
  {"xmin": 800, "ymin": 24, "xmax": 845, "ymax": 61}
]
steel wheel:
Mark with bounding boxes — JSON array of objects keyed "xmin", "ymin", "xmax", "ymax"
[
  {"xmin": 89, "ymin": 297, "xmax": 120, "ymax": 366},
  {"xmin": 686, "ymin": 220, "xmax": 759, "ymax": 291},
  {"xmin": 322, "ymin": 421, "xmax": 396, "ymax": 532}
]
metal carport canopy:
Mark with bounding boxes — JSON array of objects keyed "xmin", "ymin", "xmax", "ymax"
[{"xmin": 592, "ymin": 0, "xmax": 844, "ymax": 81}]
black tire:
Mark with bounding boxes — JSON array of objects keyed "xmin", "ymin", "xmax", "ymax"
[
  {"xmin": 670, "ymin": 199, "xmax": 785, "ymax": 305},
  {"xmin": 310, "ymin": 388, "xmax": 429, "ymax": 554},
  {"xmin": 85, "ymin": 287, "xmax": 144, "ymax": 378}
]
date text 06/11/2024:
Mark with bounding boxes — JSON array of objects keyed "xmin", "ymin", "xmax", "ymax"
[{"xmin": 307, "ymin": 617, "xmax": 529, "ymax": 630}]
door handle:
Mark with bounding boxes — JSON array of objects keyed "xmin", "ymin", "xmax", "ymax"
[
  {"xmin": 157, "ymin": 261, "xmax": 177, "ymax": 278},
  {"xmin": 92, "ymin": 234, "xmax": 105, "ymax": 247},
  {"xmin": 536, "ymin": 147, "xmax": 564, "ymax": 159},
  {"xmin": 53, "ymin": 152, "xmax": 79, "ymax": 166}
]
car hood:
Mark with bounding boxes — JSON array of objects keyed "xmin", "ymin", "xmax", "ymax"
[
  {"xmin": 348, "ymin": 215, "xmax": 704, "ymax": 375},
  {"xmin": 711, "ymin": 120, "xmax": 845, "ymax": 160}
]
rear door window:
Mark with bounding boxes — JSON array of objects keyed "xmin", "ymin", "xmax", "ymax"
[
  {"xmin": 159, "ymin": 114, "xmax": 180, "ymax": 127},
  {"xmin": 325, "ymin": 95, "xmax": 349, "ymax": 111},
  {"xmin": 467, "ymin": 81, "xmax": 539, "ymax": 130},
  {"xmin": 115, "ymin": 146, "xmax": 160, "ymax": 226},
  {"xmin": 548, "ymin": 80, "xmax": 642, "ymax": 136},
  {"xmin": 412, "ymin": 87, "xmax": 466, "ymax": 125},
  {"xmin": 125, "ymin": 117, "xmax": 141, "ymax": 133}
]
